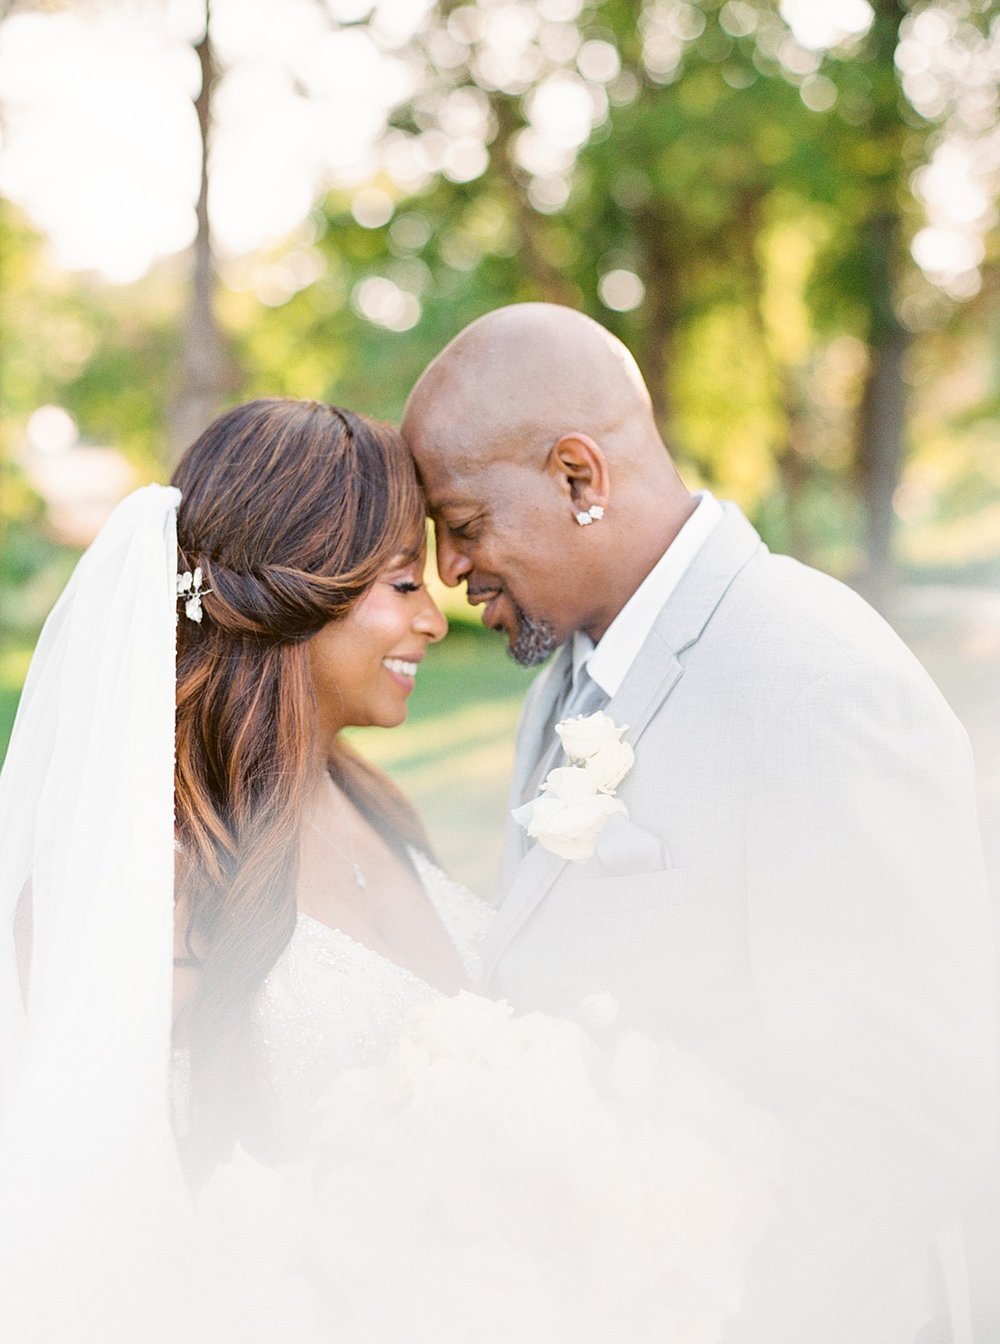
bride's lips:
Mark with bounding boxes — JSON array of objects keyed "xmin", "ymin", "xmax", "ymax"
[{"xmin": 382, "ymin": 655, "xmax": 422, "ymax": 692}]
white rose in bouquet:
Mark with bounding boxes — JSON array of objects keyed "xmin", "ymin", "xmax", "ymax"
[{"xmin": 199, "ymin": 994, "xmax": 780, "ymax": 1344}]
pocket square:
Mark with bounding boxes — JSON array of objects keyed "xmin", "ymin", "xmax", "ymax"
[{"xmin": 594, "ymin": 812, "xmax": 668, "ymax": 875}]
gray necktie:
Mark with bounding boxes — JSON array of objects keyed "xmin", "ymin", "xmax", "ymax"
[{"xmin": 522, "ymin": 663, "xmax": 607, "ymax": 805}]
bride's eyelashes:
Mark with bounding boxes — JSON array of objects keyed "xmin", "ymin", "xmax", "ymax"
[{"xmin": 391, "ymin": 580, "xmax": 423, "ymax": 594}]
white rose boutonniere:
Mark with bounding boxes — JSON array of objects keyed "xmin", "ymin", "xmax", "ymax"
[
  {"xmin": 554, "ymin": 709, "xmax": 623, "ymax": 762},
  {"xmin": 513, "ymin": 710, "xmax": 635, "ymax": 862}
]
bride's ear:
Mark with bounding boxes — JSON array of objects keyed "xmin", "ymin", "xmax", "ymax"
[{"xmin": 547, "ymin": 433, "xmax": 610, "ymax": 519}]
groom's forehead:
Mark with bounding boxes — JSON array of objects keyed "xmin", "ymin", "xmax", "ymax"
[
  {"xmin": 429, "ymin": 489, "xmax": 477, "ymax": 513},
  {"xmin": 417, "ymin": 452, "xmax": 476, "ymax": 504},
  {"xmin": 427, "ymin": 478, "xmax": 506, "ymax": 521},
  {"xmin": 420, "ymin": 449, "xmax": 504, "ymax": 503}
]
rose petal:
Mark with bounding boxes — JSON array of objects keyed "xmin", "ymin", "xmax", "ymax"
[
  {"xmin": 555, "ymin": 710, "xmax": 629, "ymax": 763},
  {"xmin": 585, "ymin": 739, "xmax": 635, "ymax": 794},
  {"xmin": 511, "ymin": 800, "xmax": 537, "ymax": 829},
  {"xmin": 542, "ymin": 766, "xmax": 599, "ymax": 803},
  {"xmin": 525, "ymin": 793, "xmax": 627, "ymax": 862}
]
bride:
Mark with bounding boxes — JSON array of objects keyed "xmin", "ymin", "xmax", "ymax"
[
  {"xmin": 0, "ymin": 398, "xmax": 495, "ymax": 1339},
  {"xmin": 168, "ymin": 399, "xmax": 491, "ymax": 1176},
  {"xmin": 0, "ymin": 398, "xmax": 772, "ymax": 1344}
]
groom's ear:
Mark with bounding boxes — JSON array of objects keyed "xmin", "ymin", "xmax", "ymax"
[{"xmin": 547, "ymin": 433, "xmax": 610, "ymax": 513}]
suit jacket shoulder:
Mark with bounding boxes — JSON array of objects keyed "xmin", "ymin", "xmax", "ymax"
[{"xmin": 676, "ymin": 517, "xmax": 963, "ymax": 738}]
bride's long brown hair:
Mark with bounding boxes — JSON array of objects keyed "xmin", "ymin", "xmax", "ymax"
[{"xmin": 171, "ymin": 398, "xmax": 427, "ymax": 1173}]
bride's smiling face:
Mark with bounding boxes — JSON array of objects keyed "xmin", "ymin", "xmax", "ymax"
[{"xmin": 309, "ymin": 546, "xmax": 447, "ymax": 740}]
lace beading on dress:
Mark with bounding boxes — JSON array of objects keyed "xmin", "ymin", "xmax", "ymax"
[{"xmin": 251, "ymin": 848, "xmax": 493, "ymax": 1144}]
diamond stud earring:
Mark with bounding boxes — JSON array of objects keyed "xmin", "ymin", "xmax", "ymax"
[{"xmin": 575, "ymin": 504, "xmax": 605, "ymax": 527}]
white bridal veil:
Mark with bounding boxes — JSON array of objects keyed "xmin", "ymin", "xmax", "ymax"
[{"xmin": 0, "ymin": 486, "xmax": 217, "ymax": 1343}]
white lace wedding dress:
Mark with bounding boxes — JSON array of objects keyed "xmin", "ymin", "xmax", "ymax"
[
  {"xmin": 194, "ymin": 850, "xmax": 775, "ymax": 1344},
  {"xmin": 251, "ymin": 848, "xmax": 494, "ymax": 1146}
]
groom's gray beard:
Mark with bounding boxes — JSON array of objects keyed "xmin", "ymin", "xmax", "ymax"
[{"xmin": 508, "ymin": 606, "xmax": 558, "ymax": 667}]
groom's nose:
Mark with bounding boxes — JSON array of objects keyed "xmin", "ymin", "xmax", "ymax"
[{"xmin": 435, "ymin": 528, "xmax": 472, "ymax": 587}]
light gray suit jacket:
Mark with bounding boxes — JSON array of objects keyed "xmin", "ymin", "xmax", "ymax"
[{"xmin": 485, "ymin": 505, "xmax": 995, "ymax": 1344}]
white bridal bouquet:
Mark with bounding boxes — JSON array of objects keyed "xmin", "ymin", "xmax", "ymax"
[{"xmin": 199, "ymin": 993, "xmax": 780, "ymax": 1344}]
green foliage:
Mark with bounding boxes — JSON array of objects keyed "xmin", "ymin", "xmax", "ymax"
[
  {"xmin": 2, "ymin": 0, "xmax": 999, "ymax": 600},
  {"xmin": 0, "ymin": 204, "xmax": 177, "ymax": 471}
]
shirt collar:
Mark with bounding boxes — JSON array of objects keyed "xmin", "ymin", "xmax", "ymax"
[{"xmin": 572, "ymin": 491, "xmax": 723, "ymax": 700}]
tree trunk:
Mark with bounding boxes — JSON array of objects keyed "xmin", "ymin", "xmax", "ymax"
[
  {"xmin": 853, "ymin": 0, "xmax": 909, "ymax": 611},
  {"xmin": 734, "ymin": 187, "xmax": 813, "ymax": 559},
  {"xmin": 490, "ymin": 97, "xmax": 579, "ymax": 307},
  {"xmin": 167, "ymin": 0, "xmax": 237, "ymax": 461},
  {"xmin": 856, "ymin": 210, "xmax": 908, "ymax": 611},
  {"xmin": 634, "ymin": 202, "xmax": 681, "ymax": 452}
]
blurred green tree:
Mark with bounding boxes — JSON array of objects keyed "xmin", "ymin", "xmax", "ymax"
[
  {"xmin": 2, "ymin": 0, "xmax": 999, "ymax": 605},
  {"xmin": 167, "ymin": 0, "xmax": 241, "ymax": 459}
]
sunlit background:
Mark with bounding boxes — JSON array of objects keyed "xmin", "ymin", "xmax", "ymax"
[
  {"xmin": 3, "ymin": 0, "xmax": 996, "ymax": 282},
  {"xmin": 2, "ymin": 0, "xmax": 1000, "ymax": 889},
  {"xmin": 2, "ymin": 0, "xmax": 1000, "ymax": 1328},
  {"xmin": 2, "ymin": 0, "xmax": 999, "ymax": 866},
  {"xmin": 3, "ymin": 0, "xmax": 1000, "ymax": 559}
]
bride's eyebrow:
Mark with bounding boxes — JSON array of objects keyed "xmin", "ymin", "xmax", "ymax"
[{"xmin": 386, "ymin": 543, "xmax": 425, "ymax": 569}]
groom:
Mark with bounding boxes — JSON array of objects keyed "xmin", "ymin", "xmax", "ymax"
[{"xmin": 402, "ymin": 303, "xmax": 995, "ymax": 1344}]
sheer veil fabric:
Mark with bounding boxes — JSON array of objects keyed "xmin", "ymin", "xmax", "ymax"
[{"xmin": 0, "ymin": 486, "xmax": 221, "ymax": 1343}]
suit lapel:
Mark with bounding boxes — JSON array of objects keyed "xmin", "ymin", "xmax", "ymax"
[
  {"xmin": 498, "ymin": 647, "xmax": 572, "ymax": 889},
  {"xmin": 482, "ymin": 644, "xmax": 686, "ymax": 986},
  {"xmin": 647, "ymin": 502, "xmax": 762, "ymax": 655},
  {"xmin": 483, "ymin": 504, "xmax": 764, "ymax": 988},
  {"xmin": 604, "ymin": 630, "xmax": 683, "ymax": 757},
  {"xmin": 600, "ymin": 502, "xmax": 762, "ymax": 751}
]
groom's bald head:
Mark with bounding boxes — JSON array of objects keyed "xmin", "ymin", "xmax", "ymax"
[
  {"xmin": 402, "ymin": 304, "xmax": 691, "ymax": 659},
  {"xmin": 402, "ymin": 303, "xmax": 660, "ymax": 474}
]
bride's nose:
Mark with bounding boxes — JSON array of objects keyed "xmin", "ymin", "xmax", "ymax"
[{"xmin": 415, "ymin": 591, "xmax": 448, "ymax": 644}]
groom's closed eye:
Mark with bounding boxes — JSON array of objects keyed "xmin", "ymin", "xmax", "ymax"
[{"xmin": 446, "ymin": 518, "xmax": 482, "ymax": 541}]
